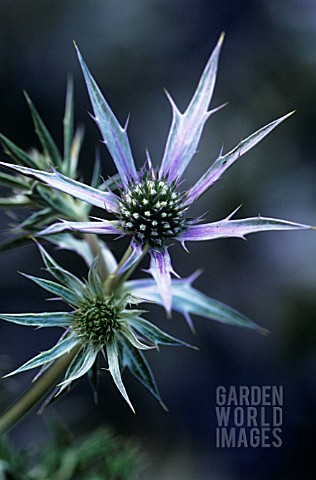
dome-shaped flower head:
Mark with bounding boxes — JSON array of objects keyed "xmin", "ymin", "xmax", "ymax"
[{"xmin": 0, "ymin": 34, "xmax": 310, "ymax": 313}]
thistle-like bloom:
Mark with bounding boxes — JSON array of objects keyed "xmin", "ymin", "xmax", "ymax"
[
  {"xmin": 0, "ymin": 244, "xmax": 198, "ymax": 411},
  {"xmin": 0, "ymin": 243, "xmax": 266, "ymax": 411},
  {"xmin": 0, "ymin": 35, "xmax": 309, "ymax": 312}
]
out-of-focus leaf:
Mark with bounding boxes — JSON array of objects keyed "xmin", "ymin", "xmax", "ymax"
[
  {"xmin": 0, "ymin": 235, "xmax": 32, "ymax": 252},
  {"xmin": 19, "ymin": 208, "xmax": 54, "ymax": 229},
  {"xmin": 63, "ymin": 77, "xmax": 74, "ymax": 176},
  {"xmin": 0, "ymin": 162, "xmax": 119, "ymax": 213},
  {"xmin": 0, "ymin": 195, "xmax": 31, "ymax": 207},
  {"xmin": 0, "ymin": 171, "xmax": 28, "ymax": 189},
  {"xmin": 24, "ymin": 92, "xmax": 63, "ymax": 169},
  {"xmin": 69, "ymin": 127, "xmax": 84, "ymax": 181},
  {"xmin": 0, "ymin": 133, "xmax": 39, "ymax": 168}
]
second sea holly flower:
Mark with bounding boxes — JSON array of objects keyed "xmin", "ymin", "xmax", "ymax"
[
  {"xmin": 0, "ymin": 244, "xmax": 264, "ymax": 412},
  {"xmin": 0, "ymin": 34, "xmax": 310, "ymax": 312},
  {"xmin": 0, "ymin": 244, "xmax": 196, "ymax": 411}
]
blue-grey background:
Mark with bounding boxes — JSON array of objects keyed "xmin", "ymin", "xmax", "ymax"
[{"xmin": 1, "ymin": 1, "xmax": 316, "ymax": 478}]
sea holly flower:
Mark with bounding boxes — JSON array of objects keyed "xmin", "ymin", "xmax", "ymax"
[
  {"xmin": 0, "ymin": 243, "xmax": 266, "ymax": 416},
  {"xmin": 0, "ymin": 34, "xmax": 310, "ymax": 312},
  {"xmin": 0, "ymin": 244, "xmax": 200, "ymax": 411}
]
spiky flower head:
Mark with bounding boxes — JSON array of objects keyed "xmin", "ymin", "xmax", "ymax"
[
  {"xmin": 0, "ymin": 230, "xmax": 271, "ymax": 413},
  {"xmin": 0, "ymin": 34, "xmax": 310, "ymax": 313},
  {"xmin": 118, "ymin": 174, "xmax": 189, "ymax": 247},
  {"xmin": 0, "ymin": 244, "xmax": 198, "ymax": 411},
  {"xmin": 74, "ymin": 296, "xmax": 122, "ymax": 345}
]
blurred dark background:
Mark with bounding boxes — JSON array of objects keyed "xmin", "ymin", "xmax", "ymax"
[{"xmin": 1, "ymin": 0, "xmax": 316, "ymax": 478}]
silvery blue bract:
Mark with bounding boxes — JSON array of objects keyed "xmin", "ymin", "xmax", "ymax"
[{"xmin": 0, "ymin": 35, "xmax": 308, "ymax": 314}]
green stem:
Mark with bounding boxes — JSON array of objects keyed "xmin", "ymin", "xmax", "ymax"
[
  {"xmin": 104, "ymin": 244, "xmax": 148, "ymax": 294},
  {"xmin": 83, "ymin": 233, "xmax": 110, "ymax": 281},
  {"xmin": 0, "ymin": 345, "xmax": 80, "ymax": 434}
]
